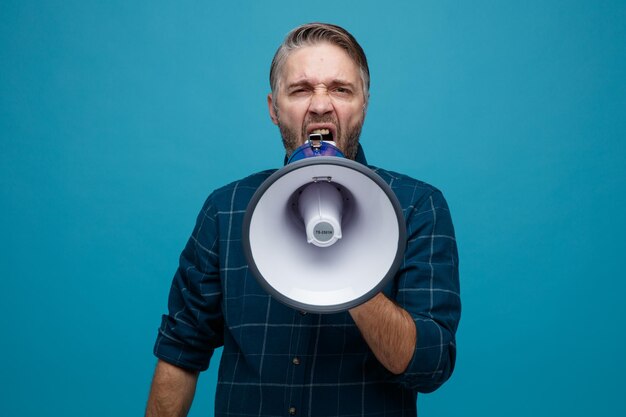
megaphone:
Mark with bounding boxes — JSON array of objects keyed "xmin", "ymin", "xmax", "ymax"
[{"xmin": 242, "ymin": 140, "xmax": 406, "ymax": 313}]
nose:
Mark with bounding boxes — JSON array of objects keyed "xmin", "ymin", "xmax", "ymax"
[{"xmin": 308, "ymin": 90, "xmax": 333, "ymax": 115}]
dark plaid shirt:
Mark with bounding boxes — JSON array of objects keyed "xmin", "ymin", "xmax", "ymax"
[{"xmin": 154, "ymin": 148, "xmax": 461, "ymax": 417}]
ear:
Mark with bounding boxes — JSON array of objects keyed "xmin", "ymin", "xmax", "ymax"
[
  {"xmin": 267, "ymin": 93, "xmax": 279, "ymax": 125},
  {"xmin": 363, "ymin": 92, "xmax": 370, "ymax": 116}
]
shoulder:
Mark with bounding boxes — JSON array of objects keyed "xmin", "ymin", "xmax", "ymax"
[
  {"xmin": 203, "ymin": 169, "xmax": 278, "ymax": 212},
  {"xmin": 370, "ymin": 166, "xmax": 456, "ymax": 243},
  {"xmin": 368, "ymin": 165, "xmax": 448, "ymax": 211}
]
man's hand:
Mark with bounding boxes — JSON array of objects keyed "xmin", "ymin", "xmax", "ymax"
[
  {"xmin": 349, "ymin": 293, "xmax": 416, "ymax": 374},
  {"xmin": 145, "ymin": 359, "xmax": 199, "ymax": 417}
]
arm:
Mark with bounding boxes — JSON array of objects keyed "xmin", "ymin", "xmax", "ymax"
[
  {"xmin": 149, "ymin": 195, "xmax": 225, "ymax": 413},
  {"xmin": 353, "ymin": 186, "xmax": 460, "ymax": 392},
  {"xmin": 393, "ymin": 189, "xmax": 460, "ymax": 392},
  {"xmin": 145, "ymin": 360, "xmax": 199, "ymax": 417},
  {"xmin": 349, "ymin": 293, "xmax": 416, "ymax": 374}
]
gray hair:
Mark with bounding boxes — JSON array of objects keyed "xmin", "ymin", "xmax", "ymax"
[{"xmin": 269, "ymin": 23, "xmax": 370, "ymax": 101}]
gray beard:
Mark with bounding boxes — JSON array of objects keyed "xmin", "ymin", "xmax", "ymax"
[{"xmin": 278, "ymin": 114, "xmax": 363, "ymax": 161}]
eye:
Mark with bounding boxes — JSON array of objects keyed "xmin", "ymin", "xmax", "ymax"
[
  {"xmin": 289, "ymin": 87, "xmax": 310, "ymax": 97},
  {"xmin": 333, "ymin": 86, "xmax": 352, "ymax": 95}
]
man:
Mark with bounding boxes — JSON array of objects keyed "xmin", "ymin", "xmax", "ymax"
[{"xmin": 146, "ymin": 23, "xmax": 460, "ymax": 417}]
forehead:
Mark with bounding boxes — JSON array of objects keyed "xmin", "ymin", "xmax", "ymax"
[{"xmin": 280, "ymin": 42, "xmax": 361, "ymax": 85}]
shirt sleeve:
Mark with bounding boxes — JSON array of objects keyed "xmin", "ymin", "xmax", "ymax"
[
  {"xmin": 390, "ymin": 189, "xmax": 461, "ymax": 392},
  {"xmin": 153, "ymin": 196, "xmax": 225, "ymax": 371}
]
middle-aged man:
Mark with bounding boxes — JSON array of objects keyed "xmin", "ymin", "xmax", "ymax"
[{"xmin": 146, "ymin": 22, "xmax": 461, "ymax": 417}]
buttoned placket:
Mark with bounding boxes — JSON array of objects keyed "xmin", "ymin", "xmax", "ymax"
[{"xmin": 285, "ymin": 309, "xmax": 313, "ymax": 416}]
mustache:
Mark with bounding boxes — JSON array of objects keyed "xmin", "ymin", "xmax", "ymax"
[{"xmin": 305, "ymin": 114, "xmax": 337, "ymax": 124}]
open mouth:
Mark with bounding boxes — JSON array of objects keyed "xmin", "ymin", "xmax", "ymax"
[{"xmin": 308, "ymin": 128, "xmax": 333, "ymax": 142}]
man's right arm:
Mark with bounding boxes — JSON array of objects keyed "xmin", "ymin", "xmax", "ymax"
[{"xmin": 145, "ymin": 359, "xmax": 199, "ymax": 417}]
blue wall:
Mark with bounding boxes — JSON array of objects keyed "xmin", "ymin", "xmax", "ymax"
[{"xmin": 1, "ymin": 1, "xmax": 625, "ymax": 415}]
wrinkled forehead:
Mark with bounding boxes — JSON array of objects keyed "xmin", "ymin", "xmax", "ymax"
[{"xmin": 277, "ymin": 43, "xmax": 363, "ymax": 90}]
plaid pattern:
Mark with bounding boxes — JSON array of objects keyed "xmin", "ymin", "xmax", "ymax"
[{"xmin": 154, "ymin": 148, "xmax": 461, "ymax": 417}]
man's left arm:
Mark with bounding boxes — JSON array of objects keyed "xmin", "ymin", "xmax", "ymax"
[
  {"xmin": 349, "ymin": 293, "xmax": 416, "ymax": 374},
  {"xmin": 351, "ymin": 189, "xmax": 461, "ymax": 392}
]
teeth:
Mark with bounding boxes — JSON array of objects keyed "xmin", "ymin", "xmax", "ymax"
[{"xmin": 311, "ymin": 128, "xmax": 330, "ymax": 135}]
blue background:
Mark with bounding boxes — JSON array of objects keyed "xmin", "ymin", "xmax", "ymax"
[{"xmin": 2, "ymin": 1, "xmax": 625, "ymax": 415}]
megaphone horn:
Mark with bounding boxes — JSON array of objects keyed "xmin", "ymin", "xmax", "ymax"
[{"xmin": 242, "ymin": 152, "xmax": 406, "ymax": 313}]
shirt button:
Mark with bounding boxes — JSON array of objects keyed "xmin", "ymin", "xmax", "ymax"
[
  {"xmin": 288, "ymin": 406, "xmax": 297, "ymax": 415},
  {"xmin": 292, "ymin": 357, "xmax": 300, "ymax": 365}
]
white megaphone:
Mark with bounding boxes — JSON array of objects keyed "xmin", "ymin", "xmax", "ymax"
[{"xmin": 242, "ymin": 139, "xmax": 406, "ymax": 313}]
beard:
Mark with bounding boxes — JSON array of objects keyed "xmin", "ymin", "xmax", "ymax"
[{"xmin": 277, "ymin": 113, "xmax": 364, "ymax": 160}]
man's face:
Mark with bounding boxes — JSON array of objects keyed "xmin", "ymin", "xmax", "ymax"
[{"xmin": 268, "ymin": 42, "xmax": 367, "ymax": 160}]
